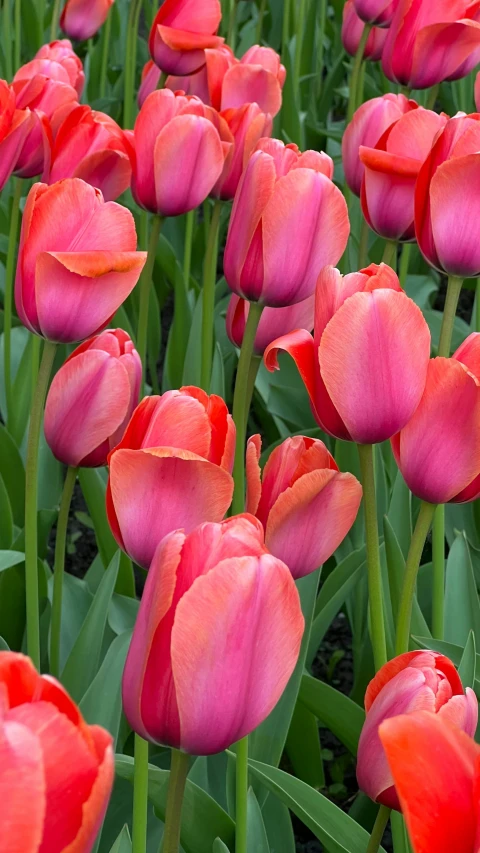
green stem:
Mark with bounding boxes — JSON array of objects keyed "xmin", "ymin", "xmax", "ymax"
[
  {"xmin": 438, "ymin": 275, "xmax": 463, "ymax": 357},
  {"xmin": 293, "ymin": 0, "xmax": 307, "ymax": 94},
  {"xmin": 50, "ymin": 0, "xmax": 62, "ymax": 39},
  {"xmin": 235, "ymin": 736, "xmax": 249, "ymax": 853},
  {"xmin": 31, "ymin": 334, "xmax": 41, "ymax": 392},
  {"xmin": 244, "ymin": 355, "xmax": 261, "ymax": 431},
  {"xmin": 282, "ymin": 0, "xmax": 291, "ymax": 53},
  {"xmin": 426, "ymin": 83, "xmax": 440, "ymax": 111},
  {"xmin": 381, "ymin": 240, "xmax": 397, "ymax": 270},
  {"xmin": 99, "ymin": 6, "xmax": 113, "ymax": 99},
  {"xmin": 399, "ymin": 242, "xmax": 412, "ymax": 288},
  {"xmin": 38, "ymin": 0, "xmax": 46, "ymax": 47},
  {"xmin": 50, "ymin": 465, "xmax": 77, "ymax": 678},
  {"xmin": 3, "ymin": 0, "xmax": 12, "ymax": 79},
  {"xmin": 358, "ymin": 218, "xmax": 369, "ymax": 269},
  {"xmin": 346, "ymin": 23, "xmax": 372, "ymax": 124},
  {"xmin": 315, "ymin": 0, "xmax": 327, "ymax": 100},
  {"xmin": 123, "ymin": 0, "xmax": 143, "ymax": 128},
  {"xmin": 357, "ymin": 443, "xmax": 388, "ymax": 671},
  {"xmin": 137, "ymin": 215, "xmax": 163, "ymax": 392},
  {"xmin": 476, "ymin": 278, "xmax": 480, "ymax": 332},
  {"xmin": 157, "ymin": 70, "xmax": 168, "ymax": 90},
  {"xmin": 400, "ymin": 85, "xmax": 411, "ymax": 97},
  {"xmin": 366, "ymin": 806, "xmax": 391, "ymax": 853},
  {"xmin": 396, "ymin": 501, "xmax": 436, "ymax": 655},
  {"xmin": 14, "ymin": 0, "xmax": 20, "ymax": 69},
  {"xmin": 200, "ymin": 199, "xmax": 222, "ymax": 392},
  {"xmin": 25, "ymin": 339, "xmax": 57, "ymax": 669},
  {"xmin": 255, "ymin": 0, "xmax": 267, "ymax": 43},
  {"xmin": 431, "ymin": 505, "xmax": 445, "ymax": 640},
  {"xmin": 132, "ymin": 734, "xmax": 149, "ymax": 853},
  {"xmin": 231, "ymin": 303, "xmax": 264, "ymax": 515},
  {"xmin": 227, "ymin": 0, "xmax": 237, "ymax": 49},
  {"xmin": 162, "ymin": 749, "xmax": 190, "ymax": 853},
  {"xmin": 4, "ymin": 178, "xmax": 23, "ymax": 424},
  {"xmin": 183, "ymin": 210, "xmax": 195, "ymax": 288}
]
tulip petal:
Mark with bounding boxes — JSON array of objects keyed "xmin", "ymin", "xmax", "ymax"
[
  {"xmin": 364, "ymin": 650, "xmax": 464, "ymax": 711},
  {"xmin": 438, "ymin": 689, "xmax": 479, "ymax": 739},
  {"xmin": 430, "ymin": 154, "xmax": 480, "ymax": 278},
  {"xmin": 141, "ymin": 391, "xmax": 213, "ymax": 459},
  {"xmin": 221, "ymin": 64, "xmax": 282, "ymax": 116},
  {"xmin": 454, "ymin": 332, "xmax": 480, "ymax": 382},
  {"xmin": 74, "ymin": 149, "xmax": 132, "ymax": 203},
  {"xmin": 264, "ymin": 330, "xmax": 317, "ymax": 409},
  {"xmin": 63, "ymin": 727, "xmax": 113, "ymax": 853},
  {"xmin": 411, "ymin": 20, "xmax": 480, "ymax": 89},
  {"xmin": 0, "ymin": 719, "xmax": 45, "ymax": 852},
  {"xmin": 0, "ymin": 651, "xmax": 38, "ymax": 706},
  {"xmin": 245, "ymin": 435, "xmax": 262, "ymax": 516}
]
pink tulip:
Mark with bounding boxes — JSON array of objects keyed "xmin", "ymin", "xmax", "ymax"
[
  {"xmin": 60, "ymin": 0, "xmax": 114, "ymax": 41},
  {"xmin": 245, "ymin": 435, "xmax": 362, "ymax": 578},
  {"xmin": 357, "ymin": 651, "xmax": 478, "ymax": 809},
  {"xmin": 382, "ymin": 0, "xmax": 480, "ymax": 90},
  {"xmin": 43, "ymin": 104, "xmax": 132, "ymax": 201},
  {"xmin": 210, "ymin": 103, "xmax": 272, "ymax": 201},
  {"xmin": 15, "ymin": 178, "xmax": 146, "ymax": 342},
  {"xmin": 220, "ymin": 45, "xmax": 286, "ymax": 117},
  {"xmin": 342, "ymin": 93, "xmax": 417, "ymax": 196},
  {"xmin": 131, "ymin": 89, "xmax": 230, "ymax": 216},
  {"xmin": 0, "ymin": 80, "xmax": 34, "ymax": 192},
  {"xmin": 224, "ymin": 137, "xmax": 346, "ymax": 307},
  {"xmin": 265, "ymin": 263, "xmax": 431, "ymax": 443},
  {"xmin": 106, "ymin": 387, "xmax": 235, "ymax": 568},
  {"xmin": 149, "ymin": 0, "xmax": 223, "ymax": 76},
  {"xmin": 44, "ymin": 329, "xmax": 141, "ymax": 468},
  {"xmin": 342, "ymin": 2, "xmax": 388, "ymax": 62},
  {"xmin": 353, "ymin": 0, "xmax": 398, "ymax": 26},
  {"xmin": 17, "ymin": 38, "xmax": 85, "ymax": 97},
  {"xmin": 360, "ymin": 108, "xmax": 448, "ymax": 242},
  {"xmin": 122, "ymin": 515, "xmax": 304, "ymax": 754},
  {"xmin": 226, "ymin": 292, "xmax": 314, "ymax": 355},
  {"xmin": 162, "ymin": 45, "xmax": 236, "ymax": 111}
]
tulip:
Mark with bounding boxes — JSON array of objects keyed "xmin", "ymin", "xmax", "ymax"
[
  {"xmin": 0, "ymin": 80, "xmax": 34, "ymax": 191},
  {"xmin": 220, "ymin": 45, "xmax": 286, "ymax": 117},
  {"xmin": 149, "ymin": 0, "xmax": 223, "ymax": 76},
  {"xmin": 224, "ymin": 137, "xmax": 347, "ymax": 307},
  {"xmin": 476, "ymin": 70, "xmax": 480, "ymax": 110},
  {"xmin": 357, "ymin": 650, "xmax": 478, "ymax": 809},
  {"xmin": 15, "ymin": 178, "xmax": 146, "ymax": 342},
  {"xmin": 342, "ymin": 2, "xmax": 388, "ymax": 63},
  {"xmin": 245, "ymin": 435, "xmax": 362, "ymax": 578},
  {"xmin": 60, "ymin": 0, "xmax": 114, "ymax": 41},
  {"xmin": 226, "ymin": 292, "xmax": 315, "ymax": 355},
  {"xmin": 122, "ymin": 515, "xmax": 304, "ymax": 754},
  {"xmin": 265, "ymin": 263, "xmax": 431, "ymax": 443},
  {"xmin": 44, "ymin": 329, "xmax": 141, "ymax": 468},
  {"xmin": 106, "ymin": 387, "xmax": 235, "ymax": 568},
  {"xmin": 382, "ymin": 0, "xmax": 480, "ymax": 90},
  {"xmin": 380, "ymin": 712, "xmax": 480, "ymax": 853},
  {"xmin": 342, "ymin": 93, "xmax": 417, "ymax": 196},
  {"xmin": 17, "ymin": 38, "xmax": 85, "ymax": 97},
  {"xmin": 43, "ymin": 104, "xmax": 132, "ymax": 201},
  {"xmin": 360, "ymin": 107, "xmax": 448, "ymax": 242},
  {"xmin": 0, "ymin": 651, "xmax": 114, "ymax": 851},
  {"xmin": 162, "ymin": 45, "xmax": 235, "ymax": 110},
  {"xmin": 210, "ymin": 103, "xmax": 272, "ymax": 201},
  {"xmin": 352, "ymin": 0, "xmax": 398, "ymax": 26},
  {"xmin": 131, "ymin": 89, "xmax": 230, "ymax": 217}
]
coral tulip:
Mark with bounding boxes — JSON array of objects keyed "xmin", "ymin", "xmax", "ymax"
[
  {"xmin": 0, "ymin": 651, "xmax": 114, "ymax": 852},
  {"xmin": 122, "ymin": 515, "xmax": 304, "ymax": 754},
  {"xmin": 224, "ymin": 137, "xmax": 347, "ymax": 307},
  {"xmin": 144, "ymin": 46, "xmax": 235, "ymax": 110},
  {"xmin": 353, "ymin": 0, "xmax": 398, "ymax": 26},
  {"xmin": 245, "ymin": 435, "xmax": 362, "ymax": 578},
  {"xmin": 360, "ymin": 108, "xmax": 448, "ymax": 242},
  {"xmin": 391, "ymin": 334, "xmax": 480, "ymax": 504},
  {"xmin": 342, "ymin": 93, "xmax": 417, "ymax": 196},
  {"xmin": 149, "ymin": 0, "xmax": 223, "ymax": 76},
  {"xmin": 131, "ymin": 89, "xmax": 230, "ymax": 216},
  {"xmin": 60, "ymin": 0, "xmax": 114, "ymax": 41},
  {"xmin": 43, "ymin": 104, "xmax": 132, "ymax": 201},
  {"xmin": 15, "ymin": 178, "xmax": 146, "ymax": 342},
  {"xmin": 44, "ymin": 329, "xmax": 142, "ymax": 468},
  {"xmin": 106, "ymin": 387, "xmax": 235, "ymax": 568},
  {"xmin": 0, "ymin": 80, "xmax": 34, "ymax": 191},
  {"xmin": 416, "ymin": 112, "xmax": 480, "ymax": 278},
  {"xmin": 17, "ymin": 38, "xmax": 85, "ymax": 98},
  {"xmin": 220, "ymin": 45, "xmax": 286, "ymax": 117},
  {"xmin": 265, "ymin": 263, "xmax": 431, "ymax": 443},
  {"xmin": 382, "ymin": 0, "xmax": 480, "ymax": 90},
  {"xmin": 342, "ymin": 2, "xmax": 388, "ymax": 62},
  {"xmin": 211, "ymin": 103, "xmax": 272, "ymax": 201},
  {"xmin": 226, "ymin": 292, "xmax": 315, "ymax": 355},
  {"xmin": 357, "ymin": 650, "xmax": 478, "ymax": 809}
]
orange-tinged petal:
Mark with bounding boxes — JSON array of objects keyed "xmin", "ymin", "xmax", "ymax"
[
  {"xmin": 0, "ymin": 719, "xmax": 45, "ymax": 853},
  {"xmin": 364, "ymin": 651, "xmax": 464, "ymax": 712},
  {"xmin": 454, "ymin": 332, "xmax": 480, "ymax": 381},
  {"xmin": 63, "ymin": 727, "xmax": 114, "ymax": 853},
  {"xmin": 245, "ymin": 435, "xmax": 262, "ymax": 516}
]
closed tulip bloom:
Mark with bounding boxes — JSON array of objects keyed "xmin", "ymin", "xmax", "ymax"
[
  {"xmin": 353, "ymin": 0, "xmax": 398, "ymax": 26},
  {"xmin": 245, "ymin": 435, "xmax": 362, "ymax": 578},
  {"xmin": 0, "ymin": 80, "xmax": 34, "ymax": 192},
  {"xmin": 211, "ymin": 103, "xmax": 272, "ymax": 201},
  {"xmin": 131, "ymin": 89, "xmax": 230, "ymax": 216},
  {"xmin": 15, "ymin": 179, "xmax": 146, "ymax": 342},
  {"xmin": 149, "ymin": 0, "xmax": 223, "ymax": 76},
  {"xmin": 220, "ymin": 45, "xmax": 286, "ymax": 117},
  {"xmin": 342, "ymin": 2, "xmax": 388, "ymax": 62},
  {"xmin": 16, "ymin": 38, "xmax": 85, "ymax": 98},
  {"xmin": 106, "ymin": 387, "xmax": 235, "ymax": 568},
  {"xmin": 357, "ymin": 651, "xmax": 478, "ymax": 810},
  {"xmin": 224, "ymin": 137, "xmax": 347, "ymax": 307},
  {"xmin": 226, "ymin": 292, "xmax": 314, "ymax": 356},
  {"xmin": 122, "ymin": 515, "xmax": 304, "ymax": 754},
  {"xmin": 60, "ymin": 0, "xmax": 114, "ymax": 41},
  {"xmin": 0, "ymin": 651, "xmax": 114, "ymax": 852},
  {"xmin": 44, "ymin": 104, "xmax": 132, "ymax": 201},
  {"xmin": 44, "ymin": 329, "xmax": 141, "ymax": 468},
  {"xmin": 265, "ymin": 263, "xmax": 430, "ymax": 443},
  {"xmin": 163, "ymin": 45, "xmax": 235, "ymax": 111},
  {"xmin": 360, "ymin": 108, "xmax": 448, "ymax": 242}
]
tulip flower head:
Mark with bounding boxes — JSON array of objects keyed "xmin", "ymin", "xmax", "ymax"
[
  {"xmin": 353, "ymin": 0, "xmax": 398, "ymax": 26},
  {"xmin": 122, "ymin": 515, "xmax": 304, "ymax": 754},
  {"xmin": 342, "ymin": 2, "xmax": 388, "ymax": 62},
  {"xmin": 0, "ymin": 80, "xmax": 34, "ymax": 191},
  {"xmin": 265, "ymin": 263, "xmax": 431, "ymax": 443},
  {"xmin": 245, "ymin": 435, "xmax": 362, "ymax": 578},
  {"xmin": 149, "ymin": 0, "xmax": 223, "ymax": 76},
  {"xmin": 15, "ymin": 178, "xmax": 146, "ymax": 342},
  {"xmin": 226, "ymin": 292, "xmax": 314, "ymax": 356},
  {"xmin": 210, "ymin": 103, "xmax": 272, "ymax": 201},
  {"xmin": 0, "ymin": 651, "xmax": 114, "ymax": 852},
  {"xmin": 219, "ymin": 45, "xmax": 286, "ymax": 117},
  {"xmin": 357, "ymin": 650, "xmax": 478, "ymax": 809},
  {"xmin": 60, "ymin": 0, "xmax": 114, "ymax": 41},
  {"xmin": 106, "ymin": 387, "xmax": 235, "ymax": 568},
  {"xmin": 160, "ymin": 45, "xmax": 235, "ymax": 110},
  {"xmin": 18, "ymin": 38, "xmax": 85, "ymax": 97}
]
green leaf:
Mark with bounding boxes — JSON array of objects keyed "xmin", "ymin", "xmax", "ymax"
[
  {"xmin": 212, "ymin": 841, "xmax": 229, "ymax": 853},
  {"xmin": 387, "ymin": 470, "xmax": 412, "ymax": 559},
  {"xmin": 383, "ymin": 517, "xmax": 430, "ymax": 639},
  {"xmin": 0, "ymin": 635, "xmax": 10, "ymax": 650},
  {"xmin": 0, "ymin": 423, "xmax": 25, "ymax": 526},
  {"xmin": 298, "ymin": 674, "xmax": 365, "ymax": 756},
  {"xmin": 262, "ymin": 793, "xmax": 296, "ymax": 853},
  {"xmin": 285, "ymin": 701, "xmax": 325, "ymax": 788},
  {"xmin": 48, "ymin": 572, "xmax": 93, "ymax": 672},
  {"xmin": 246, "ymin": 788, "xmax": 270, "ymax": 853},
  {"xmin": 0, "ymin": 550, "xmax": 24, "ymax": 571},
  {"xmin": 444, "ymin": 532, "xmax": 480, "ymax": 648},
  {"xmin": 80, "ymin": 631, "xmax": 131, "ymax": 745},
  {"xmin": 108, "ymin": 826, "xmax": 132, "ymax": 853},
  {"xmin": 458, "ymin": 630, "xmax": 476, "ymax": 690}
]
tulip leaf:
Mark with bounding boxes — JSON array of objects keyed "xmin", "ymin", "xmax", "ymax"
[
  {"xmin": 444, "ymin": 532, "xmax": 480, "ymax": 648},
  {"xmin": 80, "ymin": 630, "xmax": 131, "ymax": 745},
  {"xmin": 108, "ymin": 826, "xmax": 132, "ymax": 853},
  {"xmin": 0, "ymin": 423, "xmax": 25, "ymax": 526},
  {"xmin": 0, "ymin": 474, "xmax": 13, "ymax": 549},
  {"xmin": 0, "ymin": 635, "xmax": 9, "ymax": 650},
  {"xmin": 246, "ymin": 788, "xmax": 270, "ymax": 853},
  {"xmin": 298, "ymin": 674, "xmax": 365, "ymax": 757},
  {"xmin": 0, "ymin": 550, "xmax": 24, "ymax": 572},
  {"xmin": 212, "ymin": 841, "xmax": 229, "ymax": 853},
  {"xmin": 458, "ymin": 630, "xmax": 476, "ymax": 690},
  {"xmin": 285, "ymin": 701, "xmax": 325, "ymax": 789},
  {"xmin": 47, "ymin": 572, "xmax": 93, "ymax": 672},
  {"xmin": 383, "ymin": 516, "xmax": 430, "ymax": 639},
  {"xmin": 387, "ymin": 470, "xmax": 412, "ymax": 559},
  {"xmin": 262, "ymin": 793, "xmax": 296, "ymax": 853}
]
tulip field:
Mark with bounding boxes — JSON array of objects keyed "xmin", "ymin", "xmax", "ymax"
[{"xmin": 4, "ymin": 0, "xmax": 480, "ymax": 851}]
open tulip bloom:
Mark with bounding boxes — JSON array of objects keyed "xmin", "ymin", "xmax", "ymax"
[
  {"xmin": 342, "ymin": 2, "xmax": 388, "ymax": 63},
  {"xmin": 149, "ymin": 0, "xmax": 223, "ymax": 76}
]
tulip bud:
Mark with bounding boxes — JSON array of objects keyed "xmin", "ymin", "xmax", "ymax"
[
  {"xmin": 18, "ymin": 38, "xmax": 85, "ymax": 97},
  {"xmin": 149, "ymin": 0, "xmax": 223, "ymax": 76},
  {"xmin": 0, "ymin": 80, "xmax": 34, "ymax": 192},
  {"xmin": 60, "ymin": 0, "xmax": 114, "ymax": 41},
  {"xmin": 352, "ymin": 0, "xmax": 397, "ymax": 26},
  {"xmin": 226, "ymin": 292, "xmax": 314, "ymax": 355},
  {"xmin": 342, "ymin": 2, "xmax": 387, "ymax": 63}
]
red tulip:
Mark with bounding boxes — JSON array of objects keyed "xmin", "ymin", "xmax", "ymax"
[
  {"xmin": 131, "ymin": 89, "xmax": 230, "ymax": 216},
  {"xmin": 162, "ymin": 45, "xmax": 235, "ymax": 111},
  {"xmin": 245, "ymin": 435, "xmax": 362, "ymax": 578},
  {"xmin": 342, "ymin": 1, "xmax": 388, "ymax": 62},
  {"xmin": 0, "ymin": 80, "xmax": 34, "ymax": 192},
  {"xmin": 60, "ymin": 0, "xmax": 114, "ymax": 41},
  {"xmin": 226, "ymin": 292, "xmax": 314, "ymax": 355},
  {"xmin": 122, "ymin": 515, "xmax": 304, "ymax": 754},
  {"xmin": 0, "ymin": 651, "xmax": 114, "ymax": 852},
  {"xmin": 210, "ymin": 103, "xmax": 272, "ymax": 201},
  {"xmin": 149, "ymin": 0, "xmax": 223, "ymax": 76},
  {"xmin": 106, "ymin": 387, "xmax": 235, "ymax": 568},
  {"xmin": 357, "ymin": 651, "xmax": 478, "ymax": 810},
  {"xmin": 265, "ymin": 263, "xmax": 431, "ymax": 443},
  {"xmin": 360, "ymin": 107, "xmax": 448, "ymax": 242},
  {"xmin": 43, "ymin": 104, "xmax": 132, "ymax": 201},
  {"xmin": 353, "ymin": 0, "xmax": 398, "ymax": 25},
  {"xmin": 15, "ymin": 178, "xmax": 146, "ymax": 342},
  {"xmin": 17, "ymin": 38, "xmax": 85, "ymax": 97},
  {"xmin": 44, "ymin": 329, "xmax": 141, "ymax": 468},
  {"xmin": 220, "ymin": 45, "xmax": 286, "ymax": 117}
]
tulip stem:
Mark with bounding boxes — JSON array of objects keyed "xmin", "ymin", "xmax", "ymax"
[
  {"xmin": 137, "ymin": 214, "xmax": 163, "ymax": 394},
  {"xmin": 201, "ymin": 199, "xmax": 222, "ymax": 392},
  {"xmin": 255, "ymin": 0, "xmax": 268, "ymax": 44},
  {"xmin": 294, "ymin": 0, "xmax": 307, "ymax": 95},
  {"xmin": 50, "ymin": 0, "xmax": 62, "ymax": 39},
  {"xmin": 399, "ymin": 243, "xmax": 412, "ymax": 288},
  {"xmin": 438, "ymin": 275, "xmax": 463, "ymax": 357},
  {"xmin": 366, "ymin": 806, "xmax": 391, "ymax": 853},
  {"xmin": 359, "ymin": 218, "xmax": 369, "ymax": 268},
  {"xmin": 183, "ymin": 210, "xmax": 195, "ymax": 288},
  {"xmin": 231, "ymin": 302, "xmax": 264, "ymax": 515},
  {"xmin": 245, "ymin": 355, "xmax": 261, "ymax": 431},
  {"xmin": 346, "ymin": 23, "xmax": 372, "ymax": 124},
  {"xmin": 357, "ymin": 443, "xmax": 388, "ymax": 671},
  {"xmin": 132, "ymin": 734, "xmax": 149, "ymax": 853},
  {"xmin": 227, "ymin": 0, "xmax": 237, "ymax": 49},
  {"xmin": 3, "ymin": 0, "xmax": 12, "ymax": 79},
  {"xmin": 162, "ymin": 749, "xmax": 189, "ymax": 853},
  {"xmin": 432, "ymin": 505, "xmax": 445, "ymax": 640},
  {"xmin": 14, "ymin": 0, "xmax": 20, "ymax": 69},
  {"xmin": 123, "ymin": 0, "xmax": 143, "ymax": 128},
  {"xmin": 396, "ymin": 500, "xmax": 437, "ymax": 655},
  {"xmin": 25, "ymin": 339, "xmax": 57, "ymax": 670},
  {"xmin": 50, "ymin": 465, "xmax": 78, "ymax": 678},
  {"xmin": 282, "ymin": 0, "xmax": 291, "ymax": 53},
  {"xmin": 235, "ymin": 736, "xmax": 249, "ymax": 853},
  {"xmin": 381, "ymin": 240, "xmax": 397, "ymax": 271},
  {"xmin": 99, "ymin": 5, "xmax": 113, "ymax": 99},
  {"xmin": 426, "ymin": 83, "xmax": 440, "ymax": 111},
  {"xmin": 4, "ymin": 178, "xmax": 23, "ymax": 427}
]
